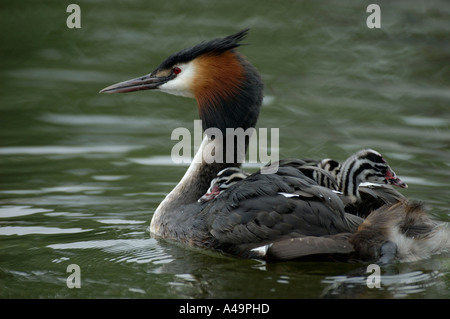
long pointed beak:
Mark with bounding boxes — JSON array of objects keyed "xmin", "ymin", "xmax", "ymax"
[
  {"xmin": 99, "ymin": 73, "xmax": 173, "ymax": 94},
  {"xmin": 385, "ymin": 169, "xmax": 408, "ymax": 189}
]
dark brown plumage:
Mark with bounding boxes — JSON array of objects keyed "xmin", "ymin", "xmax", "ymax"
[{"xmin": 350, "ymin": 201, "xmax": 449, "ymax": 263}]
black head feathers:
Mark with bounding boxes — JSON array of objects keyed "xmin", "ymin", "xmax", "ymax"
[{"xmin": 153, "ymin": 29, "xmax": 249, "ymax": 72}]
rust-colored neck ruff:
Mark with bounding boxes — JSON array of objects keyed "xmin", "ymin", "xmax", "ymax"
[
  {"xmin": 193, "ymin": 51, "xmax": 245, "ymax": 108},
  {"xmin": 192, "ymin": 51, "xmax": 262, "ymax": 134}
]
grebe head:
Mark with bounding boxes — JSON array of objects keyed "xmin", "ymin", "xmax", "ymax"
[
  {"xmin": 100, "ymin": 29, "xmax": 263, "ymax": 133},
  {"xmin": 198, "ymin": 167, "xmax": 250, "ymax": 203},
  {"xmin": 345, "ymin": 149, "xmax": 407, "ymax": 189}
]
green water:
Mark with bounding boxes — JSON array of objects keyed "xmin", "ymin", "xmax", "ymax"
[{"xmin": 1, "ymin": 0, "xmax": 449, "ymax": 299}]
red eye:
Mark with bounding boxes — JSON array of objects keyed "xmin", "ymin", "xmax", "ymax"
[{"xmin": 173, "ymin": 67, "xmax": 181, "ymax": 75}]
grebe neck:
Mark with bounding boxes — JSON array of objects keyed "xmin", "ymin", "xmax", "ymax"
[
  {"xmin": 150, "ymin": 51, "xmax": 263, "ymax": 235},
  {"xmin": 150, "ymin": 136, "xmax": 238, "ymax": 233}
]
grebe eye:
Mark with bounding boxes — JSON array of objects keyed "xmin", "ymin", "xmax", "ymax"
[{"xmin": 172, "ymin": 67, "xmax": 181, "ymax": 75}]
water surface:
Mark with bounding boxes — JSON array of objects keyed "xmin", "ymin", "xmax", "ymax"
[{"xmin": 1, "ymin": 0, "xmax": 449, "ymax": 299}]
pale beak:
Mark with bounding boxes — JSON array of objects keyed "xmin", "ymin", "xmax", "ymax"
[
  {"xmin": 385, "ymin": 169, "xmax": 408, "ymax": 188},
  {"xmin": 198, "ymin": 185, "xmax": 221, "ymax": 203},
  {"xmin": 99, "ymin": 73, "xmax": 174, "ymax": 94}
]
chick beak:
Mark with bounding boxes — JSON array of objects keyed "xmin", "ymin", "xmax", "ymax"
[
  {"xmin": 198, "ymin": 184, "xmax": 221, "ymax": 203},
  {"xmin": 385, "ymin": 169, "xmax": 408, "ymax": 188}
]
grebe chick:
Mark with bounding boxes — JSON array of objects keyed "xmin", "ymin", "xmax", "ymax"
[
  {"xmin": 350, "ymin": 201, "xmax": 450, "ymax": 263},
  {"xmin": 312, "ymin": 149, "xmax": 407, "ymax": 204},
  {"xmin": 199, "ymin": 167, "xmax": 250, "ymax": 203}
]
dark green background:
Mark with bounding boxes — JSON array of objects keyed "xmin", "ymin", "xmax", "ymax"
[{"xmin": 1, "ymin": 0, "xmax": 449, "ymax": 298}]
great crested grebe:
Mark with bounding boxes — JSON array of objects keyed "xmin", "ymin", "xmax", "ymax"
[{"xmin": 100, "ymin": 29, "xmax": 430, "ymax": 261}]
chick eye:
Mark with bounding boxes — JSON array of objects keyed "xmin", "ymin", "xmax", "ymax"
[{"xmin": 172, "ymin": 67, "xmax": 181, "ymax": 75}]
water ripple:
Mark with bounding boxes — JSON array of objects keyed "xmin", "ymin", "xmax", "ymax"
[
  {"xmin": 47, "ymin": 238, "xmax": 173, "ymax": 265},
  {"xmin": 0, "ymin": 226, "xmax": 91, "ymax": 236},
  {"xmin": 321, "ymin": 268, "xmax": 446, "ymax": 298},
  {"xmin": 0, "ymin": 205, "xmax": 53, "ymax": 218},
  {"xmin": 0, "ymin": 145, "xmax": 144, "ymax": 155}
]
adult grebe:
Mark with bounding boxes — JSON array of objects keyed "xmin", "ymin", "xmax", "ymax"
[{"xmin": 100, "ymin": 29, "xmax": 411, "ymax": 260}]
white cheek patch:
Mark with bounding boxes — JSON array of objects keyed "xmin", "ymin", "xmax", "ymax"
[{"xmin": 158, "ymin": 62, "xmax": 196, "ymax": 98}]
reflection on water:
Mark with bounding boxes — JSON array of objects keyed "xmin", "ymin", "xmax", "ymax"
[
  {"xmin": 0, "ymin": 205, "xmax": 53, "ymax": 218},
  {"xmin": 48, "ymin": 238, "xmax": 174, "ymax": 265},
  {"xmin": 0, "ymin": 145, "xmax": 144, "ymax": 155},
  {"xmin": 0, "ymin": 226, "xmax": 91, "ymax": 236},
  {"xmin": 322, "ymin": 259, "xmax": 450, "ymax": 298},
  {"xmin": 1, "ymin": 0, "xmax": 449, "ymax": 298}
]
